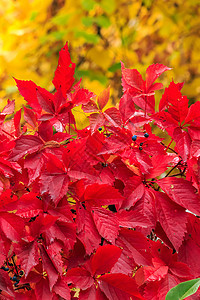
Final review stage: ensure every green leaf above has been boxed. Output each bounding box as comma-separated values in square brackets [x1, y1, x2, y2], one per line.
[50, 31, 67, 41]
[75, 69, 108, 85]
[81, 0, 96, 11]
[108, 62, 121, 72]
[51, 14, 71, 25]
[95, 16, 111, 28]
[30, 11, 38, 21]
[100, 0, 116, 14]
[165, 278, 200, 300]
[82, 16, 110, 28]
[82, 17, 94, 27]
[75, 31, 99, 44]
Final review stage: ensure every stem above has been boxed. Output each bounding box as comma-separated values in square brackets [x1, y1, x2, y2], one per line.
[1, 128, 15, 139]
[160, 142, 178, 154]
[165, 139, 173, 151]
[165, 160, 182, 178]
[68, 112, 70, 134]
[12, 256, 18, 275]
[145, 95, 147, 117]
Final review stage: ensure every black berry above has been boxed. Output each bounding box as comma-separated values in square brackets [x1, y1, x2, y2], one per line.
[132, 135, 137, 141]
[140, 142, 143, 146]
[144, 133, 149, 138]
[98, 127, 102, 131]
[139, 146, 143, 150]
[12, 276, 18, 282]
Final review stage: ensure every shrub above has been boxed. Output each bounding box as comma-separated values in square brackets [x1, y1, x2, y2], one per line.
[0, 43, 200, 299]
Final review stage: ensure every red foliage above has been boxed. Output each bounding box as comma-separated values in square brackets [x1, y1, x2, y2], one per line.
[0, 42, 200, 299]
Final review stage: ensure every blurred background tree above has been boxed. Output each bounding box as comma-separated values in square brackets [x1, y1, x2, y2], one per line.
[0, 0, 200, 112]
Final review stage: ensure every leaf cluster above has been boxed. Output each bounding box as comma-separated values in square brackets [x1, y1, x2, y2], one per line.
[1, 0, 200, 112]
[0, 43, 200, 299]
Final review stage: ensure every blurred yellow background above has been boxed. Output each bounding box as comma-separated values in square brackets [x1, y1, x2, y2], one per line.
[0, 0, 200, 112]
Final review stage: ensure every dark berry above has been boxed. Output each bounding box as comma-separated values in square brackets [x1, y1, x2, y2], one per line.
[102, 162, 108, 167]
[12, 276, 18, 282]
[139, 146, 143, 150]
[144, 133, 149, 138]
[132, 135, 137, 141]
[1, 266, 9, 271]
[14, 282, 19, 287]
[140, 142, 144, 146]
[98, 127, 102, 131]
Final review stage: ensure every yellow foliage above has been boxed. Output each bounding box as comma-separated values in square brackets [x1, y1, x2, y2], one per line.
[0, 0, 200, 114]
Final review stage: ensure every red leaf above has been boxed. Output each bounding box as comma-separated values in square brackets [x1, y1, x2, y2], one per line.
[103, 107, 122, 127]
[0, 269, 14, 298]
[44, 219, 76, 250]
[36, 89, 54, 114]
[76, 203, 101, 254]
[1, 99, 15, 115]
[110, 251, 135, 275]
[40, 173, 69, 205]
[15, 192, 43, 218]
[66, 267, 94, 290]
[45, 241, 63, 274]
[89, 113, 105, 134]
[91, 245, 122, 276]
[14, 108, 22, 137]
[178, 215, 200, 277]
[79, 285, 108, 300]
[169, 261, 191, 279]
[146, 64, 171, 92]
[15, 240, 40, 277]
[98, 86, 110, 110]
[38, 120, 53, 142]
[99, 135, 129, 155]
[39, 154, 69, 204]
[99, 273, 144, 300]
[83, 183, 124, 207]
[9, 135, 43, 161]
[147, 154, 177, 179]
[121, 62, 144, 92]
[0, 212, 24, 242]
[0, 158, 18, 177]
[117, 228, 152, 266]
[72, 88, 95, 106]
[91, 207, 119, 244]
[143, 273, 179, 300]
[136, 264, 168, 284]
[53, 277, 71, 300]
[52, 42, 75, 96]
[155, 191, 187, 251]
[173, 127, 191, 162]
[117, 209, 151, 228]
[24, 106, 38, 129]
[119, 93, 136, 123]
[39, 244, 59, 290]
[158, 177, 200, 215]
[0, 189, 17, 209]
[24, 152, 45, 184]
[15, 78, 53, 113]
[184, 101, 200, 125]
[35, 277, 53, 300]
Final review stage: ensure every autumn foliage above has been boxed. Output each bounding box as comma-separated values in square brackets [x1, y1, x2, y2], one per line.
[1, 43, 200, 299]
